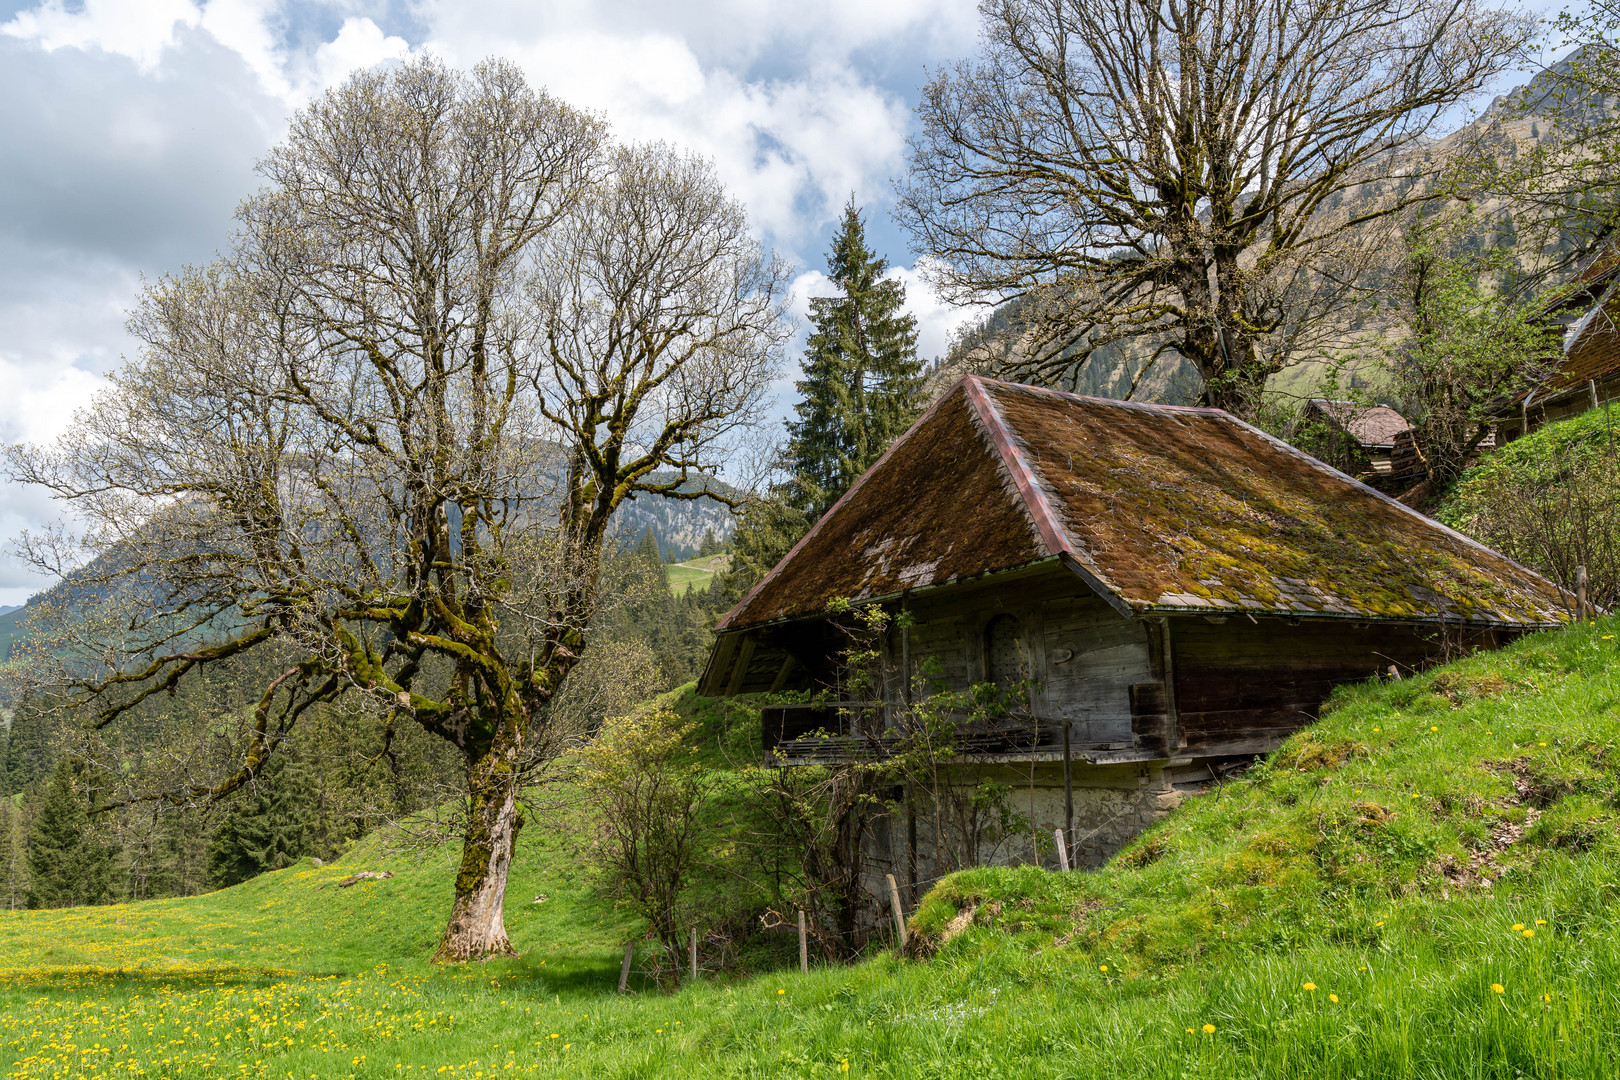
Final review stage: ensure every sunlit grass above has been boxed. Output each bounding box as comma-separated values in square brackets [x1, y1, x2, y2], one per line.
[4, 618, 1620, 1077]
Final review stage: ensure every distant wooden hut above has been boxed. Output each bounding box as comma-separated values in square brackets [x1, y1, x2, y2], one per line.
[1493, 245, 1620, 442]
[1301, 399, 1411, 478]
[700, 376, 1570, 879]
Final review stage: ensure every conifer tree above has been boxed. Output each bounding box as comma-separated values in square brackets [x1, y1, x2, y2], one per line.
[206, 754, 315, 889]
[785, 200, 924, 516]
[25, 759, 112, 908]
[3, 704, 52, 795]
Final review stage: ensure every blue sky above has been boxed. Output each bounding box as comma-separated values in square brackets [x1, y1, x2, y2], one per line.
[0, 0, 1570, 605]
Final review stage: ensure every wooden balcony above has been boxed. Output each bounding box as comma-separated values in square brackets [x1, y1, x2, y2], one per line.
[760, 701, 1148, 767]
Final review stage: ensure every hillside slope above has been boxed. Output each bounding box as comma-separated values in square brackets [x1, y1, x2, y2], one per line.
[3, 620, 1620, 1078]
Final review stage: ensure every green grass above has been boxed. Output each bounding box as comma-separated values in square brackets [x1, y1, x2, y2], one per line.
[6, 620, 1620, 1078]
[665, 554, 730, 596]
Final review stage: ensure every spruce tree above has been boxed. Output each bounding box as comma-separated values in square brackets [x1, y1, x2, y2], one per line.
[3, 704, 52, 795]
[785, 199, 925, 516]
[25, 759, 113, 908]
[205, 754, 315, 888]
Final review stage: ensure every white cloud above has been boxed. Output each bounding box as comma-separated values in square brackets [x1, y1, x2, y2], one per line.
[302, 17, 414, 99]
[2, 0, 202, 71]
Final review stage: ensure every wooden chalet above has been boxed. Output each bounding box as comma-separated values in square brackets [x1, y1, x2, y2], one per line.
[700, 376, 1570, 872]
[1499, 248, 1620, 442]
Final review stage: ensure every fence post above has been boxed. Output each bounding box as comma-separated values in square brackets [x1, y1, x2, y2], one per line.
[886, 873, 908, 951]
[1577, 565, 1589, 621]
[690, 927, 698, 983]
[618, 941, 634, 994]
[1054, 828, 1071, 872]
[798, 910, 809, 975]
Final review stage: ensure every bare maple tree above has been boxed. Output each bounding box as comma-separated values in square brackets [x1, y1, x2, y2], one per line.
[898, 0, 1533, 414]
[3, 57, 788, 961]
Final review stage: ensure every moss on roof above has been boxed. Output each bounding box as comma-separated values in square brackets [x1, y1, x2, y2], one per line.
[719, 378, 1571, 632]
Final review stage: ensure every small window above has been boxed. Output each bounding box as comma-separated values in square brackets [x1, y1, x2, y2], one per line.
[985, 614, 1026, 689]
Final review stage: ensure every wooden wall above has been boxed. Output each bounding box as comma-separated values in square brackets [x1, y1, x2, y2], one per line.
[1169, 617, 1508, 757]
[704, 561, 1516, 764]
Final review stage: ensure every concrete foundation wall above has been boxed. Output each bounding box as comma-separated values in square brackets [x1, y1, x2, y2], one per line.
[867, 762, 1183, 903]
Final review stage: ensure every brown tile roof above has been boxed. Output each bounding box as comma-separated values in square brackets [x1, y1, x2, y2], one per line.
[718, 377, 1571, 631]
[1305, 400, 1411, 448]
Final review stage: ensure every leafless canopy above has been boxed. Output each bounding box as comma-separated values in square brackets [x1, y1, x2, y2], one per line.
[898, 0, 1533, 412]
[4, 56, 789, 959]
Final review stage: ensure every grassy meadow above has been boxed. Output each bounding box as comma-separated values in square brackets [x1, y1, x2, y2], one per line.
[664, 555, 730, 597]
[5, 617, 1620, 1078]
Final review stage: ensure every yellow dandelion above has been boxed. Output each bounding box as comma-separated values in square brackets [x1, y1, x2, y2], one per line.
[1202, 1023, 1216, 1034]
[840, 1061, 849, 1073]
[1543, 994, 1552, 1003]
[1376, 921, 1385, 927]
[1539, 742, 1548, 747]
[1430, 726, 1439, 732]
[1099, 965, 1108, 972]
[1512, 924, 1525, 931]
[1492, 984, 1505, 994]
[1523, 929, 1535, 938]
[777, 989, 785, 995]
[1302, 982, 1316, 991]
[1373, 726, 1381, 732]
[1185, 1028, 1195, 1034]
[1536, 919, 1547, 925]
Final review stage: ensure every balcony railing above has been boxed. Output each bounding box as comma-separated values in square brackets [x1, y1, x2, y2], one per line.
[760, 701, 1140, 766]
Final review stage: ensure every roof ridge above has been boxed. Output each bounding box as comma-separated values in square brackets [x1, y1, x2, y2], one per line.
[961, 375, 1071, 559]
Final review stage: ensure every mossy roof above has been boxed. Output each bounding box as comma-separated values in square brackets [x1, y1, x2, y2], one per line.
[718, 376, 1571, 631]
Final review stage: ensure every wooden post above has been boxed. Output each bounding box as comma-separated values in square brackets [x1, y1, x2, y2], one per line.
[690, 927, 698, 983]
[1577, 565, 1589, 621]
[886, 873, 908, 951]
[1062, 718, 1074, 851]
[798, 910, 809, 975]
[618, 941, 634, 994]
[1053, 828, 1070, 872]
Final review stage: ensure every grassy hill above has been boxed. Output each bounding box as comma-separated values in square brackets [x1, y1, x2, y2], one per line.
[4, 619, 1620, 1078]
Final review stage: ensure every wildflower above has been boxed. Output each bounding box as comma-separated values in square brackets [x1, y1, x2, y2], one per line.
[1375, 921, 1384, 927]
[1185, 1028, 1195, 1034]
[1430, 726, 1439, 732]
[1536, 919, 1547, 925]
[1523, 929, 1535, 938]
[1543, 994, 1552, 1003]
[1202, 1024, 1216, 1034]
[1302, 982, 1316, 991]
[1539, 742, 1548, 747]
[1492, 984, 1505, 994]
[1328, 994, 1339, 1003]
[1099, 965, 1108, 972]
[777, 989, 785, 995]
[841, 1060, 849, 1073]
[1373, 727, 1381, 732]
[1512, 924, 1525, 931]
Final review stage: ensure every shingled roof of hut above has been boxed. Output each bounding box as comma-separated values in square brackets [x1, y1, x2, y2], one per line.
[720, 376, 1570, 631]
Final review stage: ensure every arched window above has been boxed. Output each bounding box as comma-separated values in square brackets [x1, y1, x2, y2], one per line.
[985, 614, 1026, 689]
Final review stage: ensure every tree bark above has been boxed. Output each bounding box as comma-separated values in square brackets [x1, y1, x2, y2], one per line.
[434, 735, 525, 962]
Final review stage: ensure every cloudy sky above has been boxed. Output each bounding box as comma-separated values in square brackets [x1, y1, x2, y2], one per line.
[0, 0, 1567, 607]
[0, 0, 994, 606]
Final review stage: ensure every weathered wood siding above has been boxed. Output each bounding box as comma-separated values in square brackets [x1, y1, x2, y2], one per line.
[1169, 617, 1507, 757]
